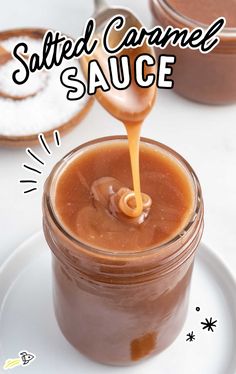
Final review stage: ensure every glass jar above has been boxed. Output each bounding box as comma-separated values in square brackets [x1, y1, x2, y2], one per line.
[43, 136, 204, 365]
[150, 0, 236, 105]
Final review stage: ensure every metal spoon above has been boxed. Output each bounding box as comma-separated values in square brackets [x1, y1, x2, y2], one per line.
[81, 0, 157, 123]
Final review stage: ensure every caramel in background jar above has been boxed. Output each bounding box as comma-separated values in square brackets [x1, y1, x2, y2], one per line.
[150, 0, 236, 104]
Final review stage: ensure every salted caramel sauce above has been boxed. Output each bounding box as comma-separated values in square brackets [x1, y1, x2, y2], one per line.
[54, 141, 195, 252]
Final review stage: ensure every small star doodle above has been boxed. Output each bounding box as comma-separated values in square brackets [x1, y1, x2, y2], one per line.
[186, 331, 195, 342]
[201, 317, 217, 332]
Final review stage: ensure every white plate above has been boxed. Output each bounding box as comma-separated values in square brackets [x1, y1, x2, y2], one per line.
[0, 232, 236, 374]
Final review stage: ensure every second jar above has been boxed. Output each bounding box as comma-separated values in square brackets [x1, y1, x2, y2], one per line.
[150, 0, 236, 105]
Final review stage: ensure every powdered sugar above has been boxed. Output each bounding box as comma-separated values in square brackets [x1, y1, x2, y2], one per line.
[0, 37, 88, 136]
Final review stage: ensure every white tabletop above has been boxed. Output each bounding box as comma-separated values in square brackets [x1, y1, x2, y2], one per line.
[0, 0, 236, 278]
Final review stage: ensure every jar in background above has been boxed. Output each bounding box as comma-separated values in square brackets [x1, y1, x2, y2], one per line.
[150, 0, 236, 105]
[43, 137, 204, 365]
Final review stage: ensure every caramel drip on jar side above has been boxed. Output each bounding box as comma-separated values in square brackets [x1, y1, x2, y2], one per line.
[124, 121, 143, 218]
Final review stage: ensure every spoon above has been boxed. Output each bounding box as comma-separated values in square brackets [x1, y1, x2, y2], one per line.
[81, 0, 157, 123]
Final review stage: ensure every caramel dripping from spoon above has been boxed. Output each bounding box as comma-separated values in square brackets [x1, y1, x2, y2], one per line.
[81, 7, 157, 219]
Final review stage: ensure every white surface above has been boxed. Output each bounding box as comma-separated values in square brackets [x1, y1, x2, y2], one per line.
[0, 232, 236, 374]
[0, 0, 236, 273]
[0, 1, 235, 369]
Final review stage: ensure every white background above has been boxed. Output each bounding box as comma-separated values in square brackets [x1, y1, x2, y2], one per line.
[0, 0, 235, 279]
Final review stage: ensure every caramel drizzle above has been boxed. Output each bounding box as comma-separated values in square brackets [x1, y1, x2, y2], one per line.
[118, 187, 152, 218]
[124, 122, 144, 218]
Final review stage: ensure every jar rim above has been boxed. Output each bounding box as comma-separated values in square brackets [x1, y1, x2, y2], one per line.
[44, 136, 203, 260]
[151, 0, 236, 38]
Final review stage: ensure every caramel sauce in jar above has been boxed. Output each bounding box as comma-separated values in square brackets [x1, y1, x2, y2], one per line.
[43, 136, 203, 365]
[150, 0, 236, 104]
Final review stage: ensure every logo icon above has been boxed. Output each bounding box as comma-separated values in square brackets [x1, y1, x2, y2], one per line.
[3, 351, 36, 370]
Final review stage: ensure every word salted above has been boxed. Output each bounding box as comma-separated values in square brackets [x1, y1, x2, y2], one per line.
[61, 54, 175, 100]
